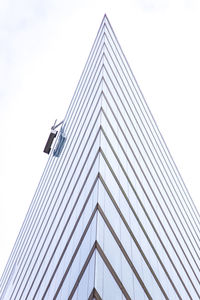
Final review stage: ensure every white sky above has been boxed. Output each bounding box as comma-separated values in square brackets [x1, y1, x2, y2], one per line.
[0, 0, 200, 278]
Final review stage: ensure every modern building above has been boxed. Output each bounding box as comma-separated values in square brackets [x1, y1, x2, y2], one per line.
[0, 15, 199, 300]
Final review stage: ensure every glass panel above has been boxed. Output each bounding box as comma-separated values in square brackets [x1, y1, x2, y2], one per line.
[95, 252, 125, 300]
[71, 251, 95, 300]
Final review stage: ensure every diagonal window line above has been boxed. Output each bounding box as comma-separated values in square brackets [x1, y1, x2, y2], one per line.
[104, 20, 199, 223]
[101, 86, 200, 283]
[95, 242, 133, 300]
[19, 150, 100, 300]
[99, 146, 195, 300]
[14, 126, 101, 298]
[101, 90, 200, 279]
[62, 18, 106, 130]
[9, 62, 104, 294]
[102, 34, 200, 243]
[101, 74, 200, 272]
[68, 240, 132, 300]
[52, 215, 98, 300]
[102, 57, 200, 250]
[11, 84, 103, 294]
[2, 17, 199, 300]
[29, 53, 104, 227]
[93, 288, 102, 300]
[100, 128, 199, 297]
[62, 38, 105, 138]
[67, 245, 97, 300]
[98, 197, 169, 300]
[98, 173, 183, 299]
[88, 289, 94, 300]
[0, 29, 102, 297]
[35, 177, 99, 299]
[11, 107, 101, 297]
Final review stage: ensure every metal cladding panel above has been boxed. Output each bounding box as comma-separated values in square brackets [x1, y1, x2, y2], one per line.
[0, 15, 199, 300]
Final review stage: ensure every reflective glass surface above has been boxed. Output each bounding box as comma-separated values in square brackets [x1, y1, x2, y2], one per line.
[1, 15, 199, 300]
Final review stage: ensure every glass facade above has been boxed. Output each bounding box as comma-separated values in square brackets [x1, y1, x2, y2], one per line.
[0, 15, 199, 300]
